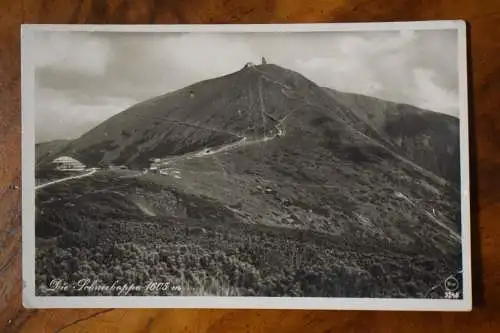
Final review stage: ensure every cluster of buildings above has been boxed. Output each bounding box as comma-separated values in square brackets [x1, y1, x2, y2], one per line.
[50, 156, 130, 172]
[49, 155, 174, 176]
[144, 158, 182, 178]
[147, 158, 162, 173]
[243, 57, 268, 69]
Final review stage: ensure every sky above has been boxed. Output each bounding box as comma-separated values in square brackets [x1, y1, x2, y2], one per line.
[33, 29, 459, 143]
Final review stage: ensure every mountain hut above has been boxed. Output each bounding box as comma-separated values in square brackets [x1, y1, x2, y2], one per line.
[51, 156, 86, 171]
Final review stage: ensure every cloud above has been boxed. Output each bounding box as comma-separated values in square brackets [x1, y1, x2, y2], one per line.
[162, 34, 261, 79]
[295, 56, 383, 96]
[34, 32, 111, 76]
[32, 29, 459, 142]
[413, 68, 459, 115]
[292, 30, 458, 114]
[35, 88, 135, 142]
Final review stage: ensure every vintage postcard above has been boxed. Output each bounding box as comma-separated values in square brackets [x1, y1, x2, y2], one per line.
[21, 21, 471, 310]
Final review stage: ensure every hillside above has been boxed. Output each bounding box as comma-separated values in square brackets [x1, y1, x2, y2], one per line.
[35, 168, 460, 298]
[323, 88, 461, 184]
[35, 139, 71, 166]
[44, 64, 318, 169]
[36, 65, 460, 187]
[34, 63, 463, 298]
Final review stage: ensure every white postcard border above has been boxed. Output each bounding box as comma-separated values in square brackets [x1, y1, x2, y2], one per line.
[21, 20, 471, 311]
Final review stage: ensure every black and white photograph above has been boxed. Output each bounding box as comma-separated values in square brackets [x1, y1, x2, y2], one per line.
[21, 22, 471, 310]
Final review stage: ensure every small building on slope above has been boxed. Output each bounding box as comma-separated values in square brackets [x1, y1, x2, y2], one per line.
[51, 156, 86, 171]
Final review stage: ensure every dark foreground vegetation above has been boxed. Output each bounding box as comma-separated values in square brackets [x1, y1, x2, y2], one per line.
[35, 172, 461, 298]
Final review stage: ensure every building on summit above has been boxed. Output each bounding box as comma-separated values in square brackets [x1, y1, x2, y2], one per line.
[243, 62, 256, 69]
[244, 57, 267, 69]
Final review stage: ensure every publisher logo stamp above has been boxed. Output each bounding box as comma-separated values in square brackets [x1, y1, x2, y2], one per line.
[444, 276, 460, 299]
[444, 276, 459, 292]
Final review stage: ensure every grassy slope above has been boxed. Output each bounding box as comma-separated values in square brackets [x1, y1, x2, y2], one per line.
[34, 94, 462, 298]
[35, 172, 459, 298]
[323, 88, 461, 184]
[51, 65, 302, 169]
[33, 64, 462, 298]
[35, 139, 72, 166]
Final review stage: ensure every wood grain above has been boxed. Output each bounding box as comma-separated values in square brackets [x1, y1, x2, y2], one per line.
[1, 0, 499, 332]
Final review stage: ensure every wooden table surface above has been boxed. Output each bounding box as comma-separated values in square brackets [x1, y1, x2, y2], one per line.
[1, 0, 499, 332]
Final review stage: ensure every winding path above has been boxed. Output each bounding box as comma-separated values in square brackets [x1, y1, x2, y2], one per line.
[35, 169, 97, 191]
[134, 201, 156, 217]
[394, 191, 461, 242]
[155, 71, 288, 165]
[423, 210, 461, 242]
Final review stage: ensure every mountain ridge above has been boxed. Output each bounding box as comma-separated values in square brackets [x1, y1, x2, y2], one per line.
[37, 64, 459, 186]
[322, 87, 460, 183]
[34, 63, 463, 298]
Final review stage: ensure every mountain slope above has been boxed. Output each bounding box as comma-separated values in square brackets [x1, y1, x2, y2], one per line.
[37, 63, 462, 244]
[34, 63, 463, 298]
[35, 171, 460, 298]
[36, 139, 71, 166]
[323, 88, 461, 184]
[38, 65, 460, 187]
[47, 64, 320, 168]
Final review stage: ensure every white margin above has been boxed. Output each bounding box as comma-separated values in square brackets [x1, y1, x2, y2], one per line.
[21, 20, 471, 311]
[457, 20, 472, 311]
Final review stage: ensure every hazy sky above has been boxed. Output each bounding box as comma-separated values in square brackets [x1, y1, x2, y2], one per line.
[33, 29, 459, 143]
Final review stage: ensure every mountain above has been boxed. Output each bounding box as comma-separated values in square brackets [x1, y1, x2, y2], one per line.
[36, 65, 460, 186]
[35, 139, 71, 166]
[39, 64, 313, 168]
[35, 63, 462, 298]
[323, 88, 460, 184]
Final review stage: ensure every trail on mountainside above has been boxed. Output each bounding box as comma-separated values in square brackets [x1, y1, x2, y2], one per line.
[36, 169, 97, 190]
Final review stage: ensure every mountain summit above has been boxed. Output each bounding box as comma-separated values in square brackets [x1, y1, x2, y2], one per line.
[35, 63, 462, 298]
[37, 63, 459, 184]
[40, 64, 310, 167]
[37, 62, 461, 243]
